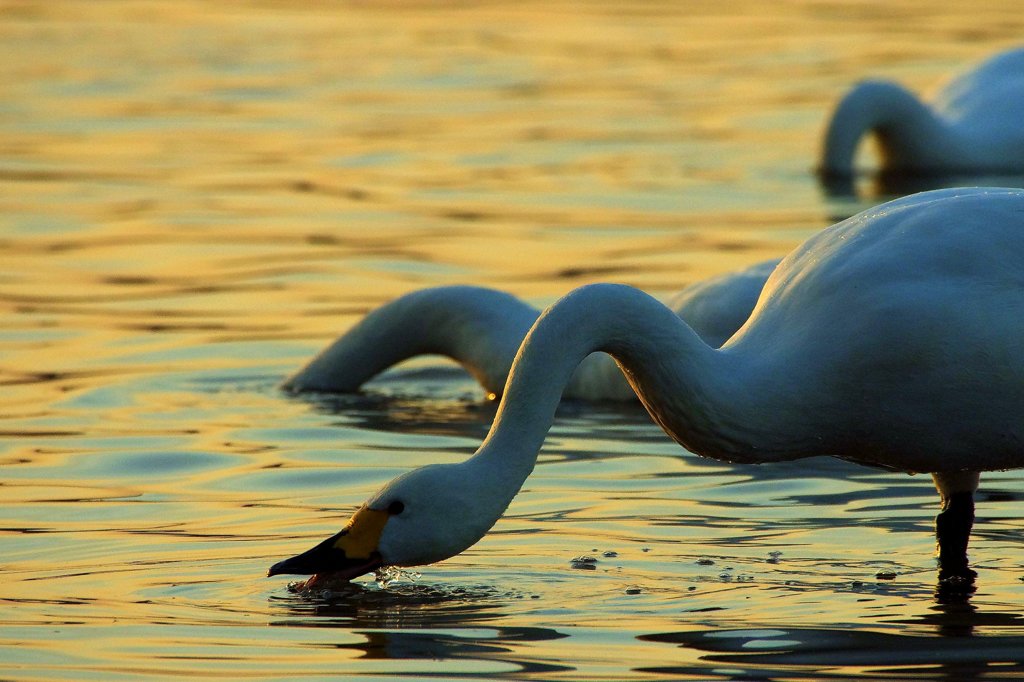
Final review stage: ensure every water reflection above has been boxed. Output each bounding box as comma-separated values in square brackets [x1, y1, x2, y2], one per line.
[334, 628, 573, 676]
[639, 618, 1024, 680]
[819, 169, 1024, 201]
[270, 582, 572, 676]
[892, 598, 1024, 636]
[270, 580, 510, 627]
[292, 374, 498, 442]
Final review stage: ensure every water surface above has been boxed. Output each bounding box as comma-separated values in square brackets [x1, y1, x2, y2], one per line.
[3, 1, 1024, 679]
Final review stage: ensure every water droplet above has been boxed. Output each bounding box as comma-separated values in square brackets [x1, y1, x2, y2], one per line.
[570, 555, 598, 570]
[374, 566, 421, 588]
[696, 557, 715, 565]
[603, 550, 618, 558]
[625, 586, 642, 595]
[875, 570, 897, 580]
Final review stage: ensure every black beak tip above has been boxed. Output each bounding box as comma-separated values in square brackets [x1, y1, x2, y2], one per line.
[266, 542, 384, 581]
[267, 554, 309, 578]
[268, 533, 343, 579]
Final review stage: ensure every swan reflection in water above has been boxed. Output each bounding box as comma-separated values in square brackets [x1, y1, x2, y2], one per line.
[640, 627, 1024, 680]
[266, 574, 1024, 680]
[270, 581, 572, 676]
[640, 600, 1024, 681]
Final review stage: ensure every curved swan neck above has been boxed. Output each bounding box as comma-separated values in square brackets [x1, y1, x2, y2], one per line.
[820, 80, 953, 176]
[282, 286, 539, 393]
[469, 284, 739, 503]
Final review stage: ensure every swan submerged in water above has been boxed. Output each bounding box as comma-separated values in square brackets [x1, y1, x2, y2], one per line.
[282, 260, 778, 402]
[270, 188, 1024, 586]
[819, 48, 1024, 178]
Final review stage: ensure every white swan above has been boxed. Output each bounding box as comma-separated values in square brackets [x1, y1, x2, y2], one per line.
[282, 260, 778, 402]
[270, 188, 1024, 586]
[819, 48, 1024, 178]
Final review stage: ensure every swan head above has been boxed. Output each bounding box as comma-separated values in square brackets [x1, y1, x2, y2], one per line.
[268, 462, 503, 582]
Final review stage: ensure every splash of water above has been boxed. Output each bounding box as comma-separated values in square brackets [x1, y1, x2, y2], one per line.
[374, 565, 421, 589]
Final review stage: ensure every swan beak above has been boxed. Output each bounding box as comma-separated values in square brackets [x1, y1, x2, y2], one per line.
[268, 506, 388, 581]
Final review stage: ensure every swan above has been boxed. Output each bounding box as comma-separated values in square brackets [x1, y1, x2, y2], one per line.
[819, 48, 1024, 178]
[269, 188, 1024, 587]
[282, 260, 778, 401]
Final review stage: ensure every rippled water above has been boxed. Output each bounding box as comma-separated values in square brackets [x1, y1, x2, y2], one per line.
[4, 1, 1024, 679]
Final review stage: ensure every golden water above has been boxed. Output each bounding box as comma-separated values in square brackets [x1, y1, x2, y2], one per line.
[3, 1, 1024, 679]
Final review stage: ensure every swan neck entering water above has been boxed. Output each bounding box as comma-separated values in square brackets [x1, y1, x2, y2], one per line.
[282, 286, 538, 394]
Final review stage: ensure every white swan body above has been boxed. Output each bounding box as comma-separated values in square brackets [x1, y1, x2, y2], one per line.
[820, 48, 1024, 177]
[282, 260, 778, 401]
[270, 188, 1024, 584]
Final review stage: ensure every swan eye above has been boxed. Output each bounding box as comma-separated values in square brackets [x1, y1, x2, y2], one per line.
[387, 500, 405, 515]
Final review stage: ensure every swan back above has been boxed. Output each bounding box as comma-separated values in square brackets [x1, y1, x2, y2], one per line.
[728, 188, 1024, 471]
[932, 48, 1024, 123]
[931, 48, 1024, 164]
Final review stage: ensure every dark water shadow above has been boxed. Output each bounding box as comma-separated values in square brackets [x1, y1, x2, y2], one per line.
[819, 169, 1024, 204]
[329, 628, 572, 675]
[268, 581, 572, 676]
[638, 600, 1024, 680]
[270, 579, 504, 622]
[286, 369, 500, 441]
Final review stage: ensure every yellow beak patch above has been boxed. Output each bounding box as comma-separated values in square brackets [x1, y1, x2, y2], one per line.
[332, 506, 389, 559]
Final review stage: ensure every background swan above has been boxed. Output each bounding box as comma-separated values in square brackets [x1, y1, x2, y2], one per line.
[283, 260, 778, 401]
[270, 188, 1024, 587]
[819, 48, 1024, 178]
